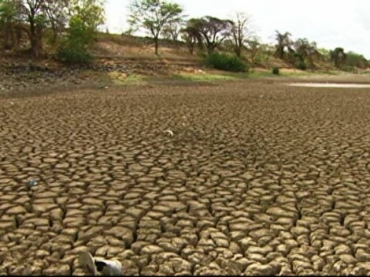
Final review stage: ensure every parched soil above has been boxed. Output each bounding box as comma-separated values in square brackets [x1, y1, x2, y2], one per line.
[1, 80, 370, 275]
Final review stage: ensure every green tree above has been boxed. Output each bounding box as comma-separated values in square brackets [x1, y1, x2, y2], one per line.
[18, 0, 50, 57]
[180, 23, 202, 55]
[317, 47, 330, 61]
[57, 0, 104, 64]
[68, 0, 105, 31]
[245, 37, 260, 64]
[128, 0, 183, 55]
[274, 30, 292, 59]
[161, 20, 183, 41]
[0, 0, 22, 49]
[186, 16, 233, 54]
[330, 47, 346, 68]
[345, 51, 369, 69]
[293, 38, 318, 67]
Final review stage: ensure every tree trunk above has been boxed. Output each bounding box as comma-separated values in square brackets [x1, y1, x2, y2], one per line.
[29, 17, 39, 57]
[154, 37, 159, 55]
[28, 11, 44, 58]
[234, 46, 241, 57]
[51, 22, 59, 44]
[3, 21, 14, 49]
[187, 42, 194, 55]
[207, 43, 215, 55]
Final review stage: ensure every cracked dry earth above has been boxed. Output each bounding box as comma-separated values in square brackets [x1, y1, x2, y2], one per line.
[1, 80, 370, 276]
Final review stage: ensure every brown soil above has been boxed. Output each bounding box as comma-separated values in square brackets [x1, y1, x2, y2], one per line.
[0, 80, 370, 275]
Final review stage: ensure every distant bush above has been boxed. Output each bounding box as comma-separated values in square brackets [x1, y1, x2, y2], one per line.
[272, 67, 280, 75]
[342, 65, 356, 73]
[204, 53, 249, 72]
[296, 61, 307, 70]
[345, 51, 369, 69]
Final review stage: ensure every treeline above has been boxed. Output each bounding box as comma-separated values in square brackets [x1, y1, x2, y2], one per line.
[126, 0, 369, 72]
[0, 0, 368, 72]
[0, 0, 104, 63]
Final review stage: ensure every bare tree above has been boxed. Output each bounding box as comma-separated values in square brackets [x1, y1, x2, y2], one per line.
[229, 12, 253, 57]
[43, 0, 69, 44]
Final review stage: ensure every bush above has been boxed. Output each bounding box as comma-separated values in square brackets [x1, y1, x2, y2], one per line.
[57, 41, 93, 65]
[204, 52, 249, 72]
[296, 61, 307, 70]
[56, 16, 96, 65]
[272, 67, 280, 75]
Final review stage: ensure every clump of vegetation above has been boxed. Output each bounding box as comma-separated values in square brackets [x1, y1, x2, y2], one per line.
[57, 43, 93, 65]
[57, 16, 95, 64]
[344, 51, 369, 69]
[330, 47, 347, 68]
[272, 67, 280, 75]
[204, 52, 249, 72]
[57, 0, 104, 64]
[296, 61, 307, 70]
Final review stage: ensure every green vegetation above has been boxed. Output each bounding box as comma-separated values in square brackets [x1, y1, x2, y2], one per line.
[171, 72, 246, 82]
[330, 47, 346, 68]
[344, 51, 369, 69]
[0, 0, 369, 74]
[272, 67, 280, 75]
[57, 0, 104, 64]
[204, 52, 249, 72]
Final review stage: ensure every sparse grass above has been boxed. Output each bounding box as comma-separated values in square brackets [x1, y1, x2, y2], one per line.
[171, 72, 248, 82]
[107, 71, 147, 85]
[78, 70, 148, 86]
[76, 67, 370, 88]
[248, 71, 278, 78]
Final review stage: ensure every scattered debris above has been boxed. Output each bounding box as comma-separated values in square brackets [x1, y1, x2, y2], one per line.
[164, 129, 174, 137]
[79, 251, 122, 276]
[28, 179, 37, 186]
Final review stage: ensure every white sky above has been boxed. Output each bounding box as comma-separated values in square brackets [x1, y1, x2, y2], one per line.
[103, 0, 370, 59]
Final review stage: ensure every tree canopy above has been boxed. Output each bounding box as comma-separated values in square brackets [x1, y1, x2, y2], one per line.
[128, 0, 184, 54]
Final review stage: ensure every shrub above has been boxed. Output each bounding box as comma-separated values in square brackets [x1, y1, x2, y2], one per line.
[296, 61, 307, 70]
[56, 16, 96, 65]
[272, 67, 280, 75]
[57, 42, 93, 65]
[204, 52, 249, 72]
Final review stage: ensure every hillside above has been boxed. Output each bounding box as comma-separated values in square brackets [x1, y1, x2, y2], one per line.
[89, 33, 336, 74]
[2, 32, 370, 94]
[0, 31, 352, 76]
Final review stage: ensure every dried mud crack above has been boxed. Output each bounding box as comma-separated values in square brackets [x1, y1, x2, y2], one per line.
[1, 81, 370, 275]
